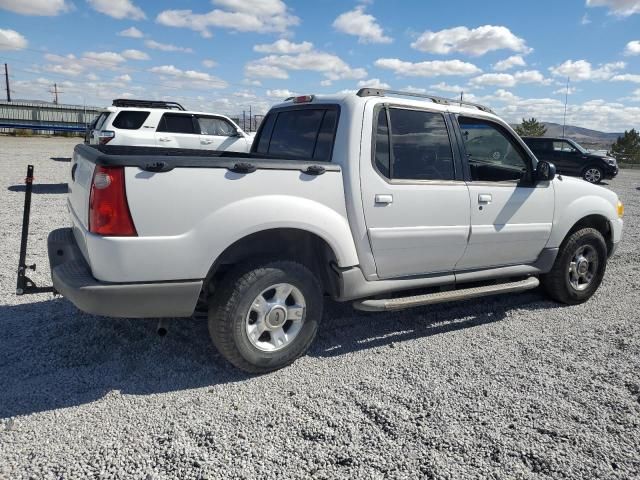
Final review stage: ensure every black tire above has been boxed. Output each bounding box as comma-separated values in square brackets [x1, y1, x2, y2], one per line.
[208, 259, 323, 373]
[582, 165, 604, 184]
[540, 228, 607, 305]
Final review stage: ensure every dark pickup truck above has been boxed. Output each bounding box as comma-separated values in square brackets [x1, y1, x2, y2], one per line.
[522, 137, 618, 184]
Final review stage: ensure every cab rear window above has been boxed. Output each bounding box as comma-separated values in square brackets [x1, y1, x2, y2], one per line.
[252, 106, 339, 162]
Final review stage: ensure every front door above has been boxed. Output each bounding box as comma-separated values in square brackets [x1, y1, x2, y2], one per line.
[361, 105, 471, 279]
[456, 116, 554, 270]
[196, 115, 249, 152]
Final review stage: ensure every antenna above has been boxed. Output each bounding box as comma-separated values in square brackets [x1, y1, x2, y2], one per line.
[562, 77, 570, 139]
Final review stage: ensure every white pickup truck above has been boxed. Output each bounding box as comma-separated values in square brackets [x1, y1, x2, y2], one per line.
[44, 89, 624, 373]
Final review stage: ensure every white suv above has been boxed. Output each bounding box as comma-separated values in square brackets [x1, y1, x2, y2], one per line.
[88, 99, 254, 153]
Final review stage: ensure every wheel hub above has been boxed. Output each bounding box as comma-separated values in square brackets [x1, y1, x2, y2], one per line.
[568, 245, 598, 291]
[266, 306, 287, 329]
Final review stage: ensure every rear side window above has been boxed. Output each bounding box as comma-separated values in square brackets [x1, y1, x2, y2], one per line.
[373, 107, 455, 181]
[197, 116, 236, 136]
[112, 111, 150, 130]
[253, 107, 339, 162]
[157, 114, 196, 134]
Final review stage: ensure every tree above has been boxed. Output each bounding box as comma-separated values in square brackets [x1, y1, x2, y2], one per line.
[515, 118, 547, 137]
[610, 129, 640, 162]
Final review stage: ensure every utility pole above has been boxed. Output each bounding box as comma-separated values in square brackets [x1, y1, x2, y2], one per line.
[4, 63, 10, 102]
[562, 77, 570, 139]
[50, 83, 60, 104]
[242, 110, 246, 131]
[249, 105, 252, 132]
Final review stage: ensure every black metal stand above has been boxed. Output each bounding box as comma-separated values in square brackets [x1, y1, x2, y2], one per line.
[16, 165, 56, 295]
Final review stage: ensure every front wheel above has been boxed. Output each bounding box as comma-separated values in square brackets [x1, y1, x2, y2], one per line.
[208, 260, 323, 373]
[540, 228, 607, 305]
[583, 165, 603, 184]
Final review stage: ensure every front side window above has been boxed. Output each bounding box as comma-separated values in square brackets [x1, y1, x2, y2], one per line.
[157, 114, 196, 134]
[553, 140, 577, 153]
[373, 107, 455, 181]
[458, 117, 530, 182]
[112, 111, 150, 130]
[198, 116, 236, 136]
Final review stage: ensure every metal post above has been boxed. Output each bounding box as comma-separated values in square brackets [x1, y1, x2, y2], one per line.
[562, 77, 570, 139]
[4, 63, 10, 102]
[16, 165, 55, 295]
[249, 105, 252, 132]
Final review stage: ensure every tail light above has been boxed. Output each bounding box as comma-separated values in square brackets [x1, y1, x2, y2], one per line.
[98, 130, 115, 145]
[89, 165, 137, 236]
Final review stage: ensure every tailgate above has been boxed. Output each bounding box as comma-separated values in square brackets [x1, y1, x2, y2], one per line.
[68, 147, 95, 230]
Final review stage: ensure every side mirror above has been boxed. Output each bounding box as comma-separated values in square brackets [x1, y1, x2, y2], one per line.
[234, 129, 244, 137]
[536, 160, 556, 182]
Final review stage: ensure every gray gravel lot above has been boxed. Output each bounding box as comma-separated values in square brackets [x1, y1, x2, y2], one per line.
[0, 136, 639, 479]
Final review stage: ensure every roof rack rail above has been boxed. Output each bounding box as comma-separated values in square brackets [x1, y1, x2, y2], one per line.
[356, 88, 494, 114]
[112, 99, 186, 111]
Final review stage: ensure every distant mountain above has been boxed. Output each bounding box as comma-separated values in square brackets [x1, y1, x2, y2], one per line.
[511, 122, 622, 150]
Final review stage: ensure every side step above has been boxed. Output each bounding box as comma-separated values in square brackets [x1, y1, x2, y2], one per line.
[353, 277, 540, 312]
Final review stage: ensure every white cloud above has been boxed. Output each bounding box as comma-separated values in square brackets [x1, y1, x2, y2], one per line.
[86, 73, 99, 81]
[266, 89, 297, 99]
[357, 78, 391, 89]
[114, 74, 131, 82]
[430, 82, 467, 93]
[145, 40, 193, 53]
[0, 28, 27, 50]
[493, 55, 526, 71]
[332, 6, 392, 44]
[0, 0, 70, 15]
[43, 53, 85, 76]
[470, 73, 517, 87]
[470, 70, 549, 87]
[586, 0, 640, 16]
[118, 27, 143, 38]
[404, 85, 427, 94]
[246, 43, 367, 81]
[149, 65, 228, 88]
[549, 59, 626, 80]
[83, 51, 126, 66]
[411, 25, 530, 56]
[611, 73, 640, 82]
[156, 0, 299, 38]
[121, 49, 149, 60]
[87, 0, 145, 20]
[553, 86, 579, 95]
[581, 13, 592, 24]
[202, 59, 218, 68]
[624, 40, 640, 55]
[254, 39, 313, 54]
[374, 58, 481, 77]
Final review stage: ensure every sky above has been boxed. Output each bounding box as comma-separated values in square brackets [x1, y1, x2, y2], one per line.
[0, 0, 639, 132]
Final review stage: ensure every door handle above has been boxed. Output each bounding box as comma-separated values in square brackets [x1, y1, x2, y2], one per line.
[375, 194, 393, 205]
[478, 194, 492, 204]
[201, 140, 213, 145]
[158, 137, 171, 142]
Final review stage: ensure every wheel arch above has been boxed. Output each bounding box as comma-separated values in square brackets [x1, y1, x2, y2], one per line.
[204, 228, 344, 298]
[561, 214, 613, 254]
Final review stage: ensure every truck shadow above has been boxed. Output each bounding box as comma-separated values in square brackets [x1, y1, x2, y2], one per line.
[7, 183, 68, 194]
[1, 290, 562, 419]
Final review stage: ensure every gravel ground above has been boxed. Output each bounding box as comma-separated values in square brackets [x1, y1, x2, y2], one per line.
[0, 136, 639, 480]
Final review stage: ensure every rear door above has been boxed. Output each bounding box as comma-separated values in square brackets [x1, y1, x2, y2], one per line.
[195, 115, 249, 152]
[155, 113, 200, 149]
[361, 105, 470, 279]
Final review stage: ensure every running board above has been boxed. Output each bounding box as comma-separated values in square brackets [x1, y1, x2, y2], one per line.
[353, 277, 539, 312]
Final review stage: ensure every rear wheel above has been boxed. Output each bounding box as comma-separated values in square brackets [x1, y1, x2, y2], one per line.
[583, 165, 603, 184]
[208, 260, 322, 373]
[541, 228, 607, 305]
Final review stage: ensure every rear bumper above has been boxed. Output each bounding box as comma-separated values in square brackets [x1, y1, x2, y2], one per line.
[48, 228, 202, 318]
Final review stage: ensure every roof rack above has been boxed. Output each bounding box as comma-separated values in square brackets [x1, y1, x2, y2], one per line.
[356, 88, 494, 114]
[112, 99, 186, 111]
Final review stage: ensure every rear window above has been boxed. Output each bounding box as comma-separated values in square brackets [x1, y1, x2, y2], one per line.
[112, 111, 150, 130]
[157, 114, 196, 134]
[253, 107, 339, 162]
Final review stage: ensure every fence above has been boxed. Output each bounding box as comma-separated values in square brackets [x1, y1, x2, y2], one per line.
[0, 100, 102, 135]
[614, 153, 640, 168]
